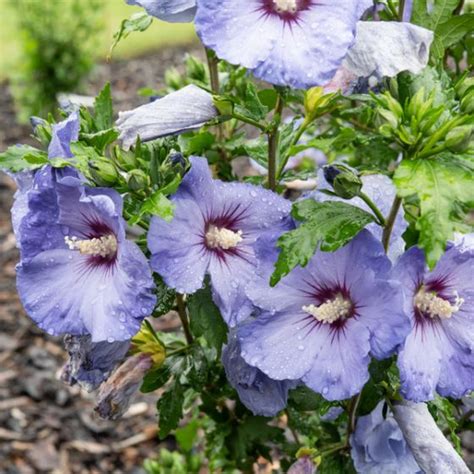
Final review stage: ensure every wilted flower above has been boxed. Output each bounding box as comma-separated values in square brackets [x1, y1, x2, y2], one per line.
[148, 156, 292, 326]
[288, 456, 317, 474]
[239, 230, 410, 400]
[126, 0, 196, 22]
[325, 22, 433, 94]
[16, 170, 156, 342]
[95, 353, 153, 420]
[61, 335, 131, 391]
[222, 329, 297, 416]
[195, 0, 371, 89]
[350, 401, 422, 474]
[393, 235, 474, 402]
[310, 170, 407, 261]
[117, 85, 218, 149]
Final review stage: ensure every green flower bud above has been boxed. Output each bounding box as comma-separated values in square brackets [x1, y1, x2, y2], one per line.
[164, 68, 182, 90]
[213, 97, 233, 116]
[455, 77, 474, 99]
[323, 164, 362, 199]
[460, 89, 474, 114]
[114, 146, 137, 170]
[89, 158, 119, 186]
[128, 169, 150, 191]
[445, 125, 473, 153]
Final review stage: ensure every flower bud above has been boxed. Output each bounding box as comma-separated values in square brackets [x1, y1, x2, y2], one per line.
[455, 76, 474, 99]
[445, 125, 473, 153]
[114, 146, 137, 169]
[213, 97, 233, 116]
[288, 456, 317, 474]
[164, 68, 182, 90]
[128, 169, 150, 191]
[95, 353, 153, 420]
[89, 158, 119, 186]
[460, 89, 474, 114]
[323, 164, 362, 199]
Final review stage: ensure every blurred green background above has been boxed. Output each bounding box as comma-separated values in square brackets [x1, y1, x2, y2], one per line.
[0, 0, 197, 81]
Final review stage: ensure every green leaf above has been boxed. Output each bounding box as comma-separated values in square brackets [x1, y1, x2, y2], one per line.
[412, 0, 459, 29]
[176, 419, 200, 452]
[432, 14, 474, 59]
[141, 364, 171, 393]
[178, 131, 215, 155]
[140, 190, 175, 221]
[187, 282, 228, 356]
[81, 128, 119, 153]
[94, 83, 114, 131]
[271, 200, 375, 286]
[393, 155, 474, 268]
[153, 276, 177, 318]
[0, 145, 48, 173]
[109, 11, 153, 58]
[158, 381, 185, 439]
[234, 83, 269, 122]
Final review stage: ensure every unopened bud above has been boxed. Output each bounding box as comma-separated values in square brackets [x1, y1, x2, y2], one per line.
[128, 169, 149, 191]
[164, 68, 182, 90]
[460, 89, 474, 114]
[95, 353, 153, 420]
[89, 158, 119, 186]
[288, 456, 317, 474]
[185, 54, 206, 82]
[323, 164, 362, 199]
[455, 77, 474, 99]
[445, 125, 473, 152]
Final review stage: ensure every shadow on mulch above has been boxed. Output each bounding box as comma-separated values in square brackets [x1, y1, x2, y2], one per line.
[0, 45, 201, 474]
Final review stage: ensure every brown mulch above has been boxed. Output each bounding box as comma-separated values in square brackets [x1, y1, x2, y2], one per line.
[0, 45, 202, 474]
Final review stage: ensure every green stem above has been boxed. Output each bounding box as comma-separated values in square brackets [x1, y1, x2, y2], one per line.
[176, 294, 193, 345]
[166, 345, 192, 357]
[316, 442, 347, 458]
[267, 93, 284, 191]
[231, 111, 267, 132]
[382, 196, 402, 253]
[276, 117, 310, 179]
[347, 392, 362, 441]
[206, 49, 220, 95]
[358, 191, 386, 226]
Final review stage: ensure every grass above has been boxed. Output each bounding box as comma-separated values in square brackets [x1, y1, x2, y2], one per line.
[0, 0, 198, 80]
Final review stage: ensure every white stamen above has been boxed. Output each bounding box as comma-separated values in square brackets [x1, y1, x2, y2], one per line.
[65, 234, 118, 258]
[205, 225, 243, 250]
[302, 294, 352, 324]
[414, 287, 464, 320]
[273, 0, 297, 13]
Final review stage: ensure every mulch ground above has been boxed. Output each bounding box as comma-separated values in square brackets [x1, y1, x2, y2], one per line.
[0, 45, 201, 474]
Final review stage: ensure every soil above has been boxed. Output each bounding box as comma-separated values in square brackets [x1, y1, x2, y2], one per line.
[0, 45, 202, 474]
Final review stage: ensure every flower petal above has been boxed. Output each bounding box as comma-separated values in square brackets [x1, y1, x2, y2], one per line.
[117, 85, 217, 149]
[48, 111, 80, 159]
[17, 240, 155, 342]
[126, 0, 196, 22]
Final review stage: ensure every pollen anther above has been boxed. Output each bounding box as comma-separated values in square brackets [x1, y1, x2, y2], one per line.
[205, 225, 243, 250]
[273, 0, 297, 13]
[303, 294, 352, 324]
[65, 235, 118, 258]
[414, 287, 464, 320]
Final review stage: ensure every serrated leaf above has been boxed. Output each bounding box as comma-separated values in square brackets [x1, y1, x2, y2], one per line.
[413, 0, 459, 30]
[0, 145, 48, 173]
[432, 14, 474, 59]
[153, 276, 177, 317]
[109, 11, 153, 58]
[81, 128, 119, 153]
[158, 382, 185, 439]
[187, 283, 228, 356]
[140, 190, 175, 221]
[271, 200, 375, 286]
[94, 83, 114, 131]
[140, 364, 171, 393]
[393, 155, 474, 269]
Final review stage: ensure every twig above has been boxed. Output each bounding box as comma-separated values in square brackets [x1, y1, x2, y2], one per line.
[176, 294, 193, 344]
[382, 196, 402, 253]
